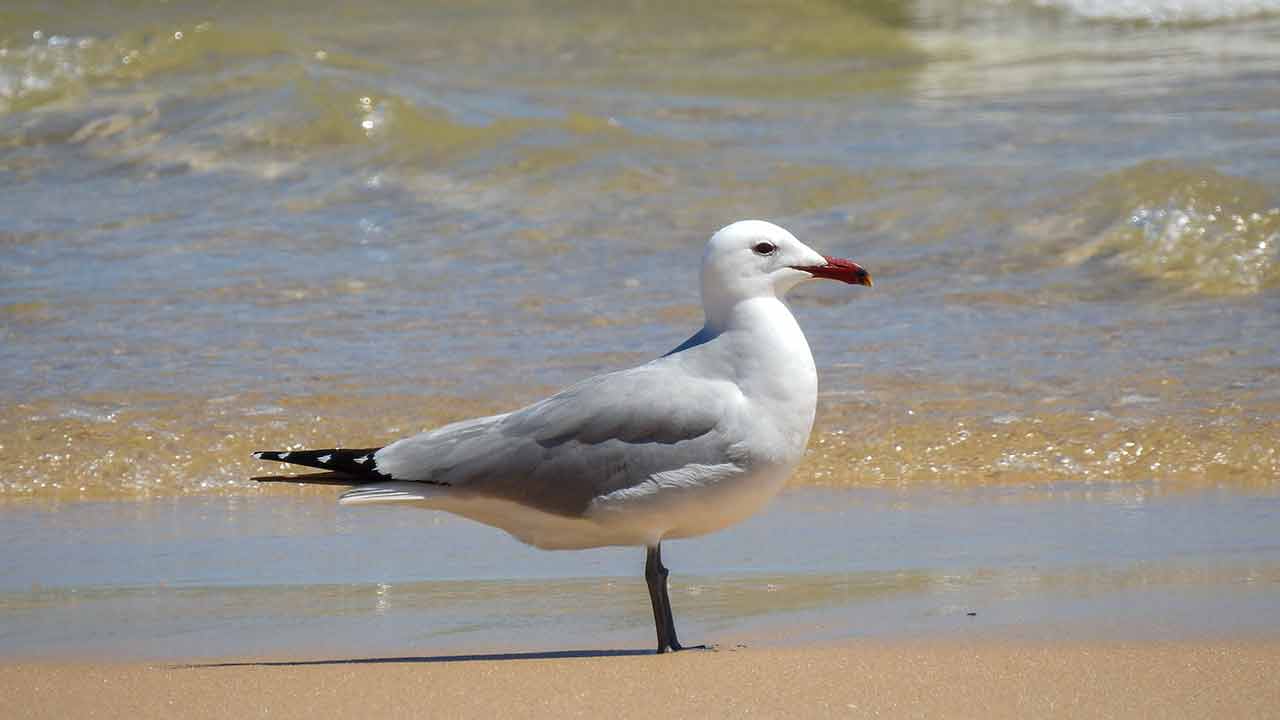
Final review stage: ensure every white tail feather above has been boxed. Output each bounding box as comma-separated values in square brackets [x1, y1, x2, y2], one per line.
[339, 481, 440, 506]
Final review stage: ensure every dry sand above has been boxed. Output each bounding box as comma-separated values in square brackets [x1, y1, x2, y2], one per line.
[3, 640, 1278, 719]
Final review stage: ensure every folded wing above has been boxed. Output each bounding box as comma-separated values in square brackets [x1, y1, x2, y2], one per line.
[369, 363, 746, 516]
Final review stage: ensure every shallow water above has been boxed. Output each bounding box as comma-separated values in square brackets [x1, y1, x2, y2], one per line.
[3, 0, 1279, 497]
[2, 486, 1277, 659]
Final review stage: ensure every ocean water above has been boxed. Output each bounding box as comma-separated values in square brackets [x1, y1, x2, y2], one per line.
[3, 487, 1278, 658]
[2, 0, 1278, 499]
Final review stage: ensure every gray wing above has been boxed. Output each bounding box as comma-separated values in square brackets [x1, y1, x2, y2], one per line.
[371, 362, 745, 516]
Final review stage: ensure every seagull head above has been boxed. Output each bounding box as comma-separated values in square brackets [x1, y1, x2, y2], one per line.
[701, 220, 871, 311]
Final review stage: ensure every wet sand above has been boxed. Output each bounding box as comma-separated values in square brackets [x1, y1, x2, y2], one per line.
[4, 640, 1278, 719]
[5, 488, 1279, 658]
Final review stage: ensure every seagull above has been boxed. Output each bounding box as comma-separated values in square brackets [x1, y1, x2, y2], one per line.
[253, 219, 871, 653]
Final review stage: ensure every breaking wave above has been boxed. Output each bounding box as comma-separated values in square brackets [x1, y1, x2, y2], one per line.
[1027, 0, 1280, 24]
[1034, 161, 1280, 296]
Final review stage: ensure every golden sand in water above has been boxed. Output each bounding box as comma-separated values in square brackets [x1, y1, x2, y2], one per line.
[3, 387, 1276, 500]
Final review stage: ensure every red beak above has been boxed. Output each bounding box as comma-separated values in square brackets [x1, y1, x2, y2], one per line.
[792, 256, 872, 286]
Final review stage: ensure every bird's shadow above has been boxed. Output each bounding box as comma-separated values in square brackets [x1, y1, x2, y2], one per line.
[179, 648, 657, 669]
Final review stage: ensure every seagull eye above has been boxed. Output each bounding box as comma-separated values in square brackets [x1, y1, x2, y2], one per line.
[752, 242, 777, 256]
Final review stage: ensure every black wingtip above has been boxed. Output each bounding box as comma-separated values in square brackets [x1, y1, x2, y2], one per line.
[251, 447, 387, 479]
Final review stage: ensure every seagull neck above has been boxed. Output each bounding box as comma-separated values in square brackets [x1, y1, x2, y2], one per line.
[704, 296, 816, 383]
[704, 295, 798, 337]
[709, 296, 818, 445]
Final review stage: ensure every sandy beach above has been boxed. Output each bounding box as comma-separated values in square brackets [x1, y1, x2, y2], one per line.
[4, 640, 1278, 719]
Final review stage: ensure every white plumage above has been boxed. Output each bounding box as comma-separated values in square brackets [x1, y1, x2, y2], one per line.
[254, 219, 871, 652]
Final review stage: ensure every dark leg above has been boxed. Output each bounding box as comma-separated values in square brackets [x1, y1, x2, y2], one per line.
[645, 543, 685, 653]
[655, 547, 682, 650]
